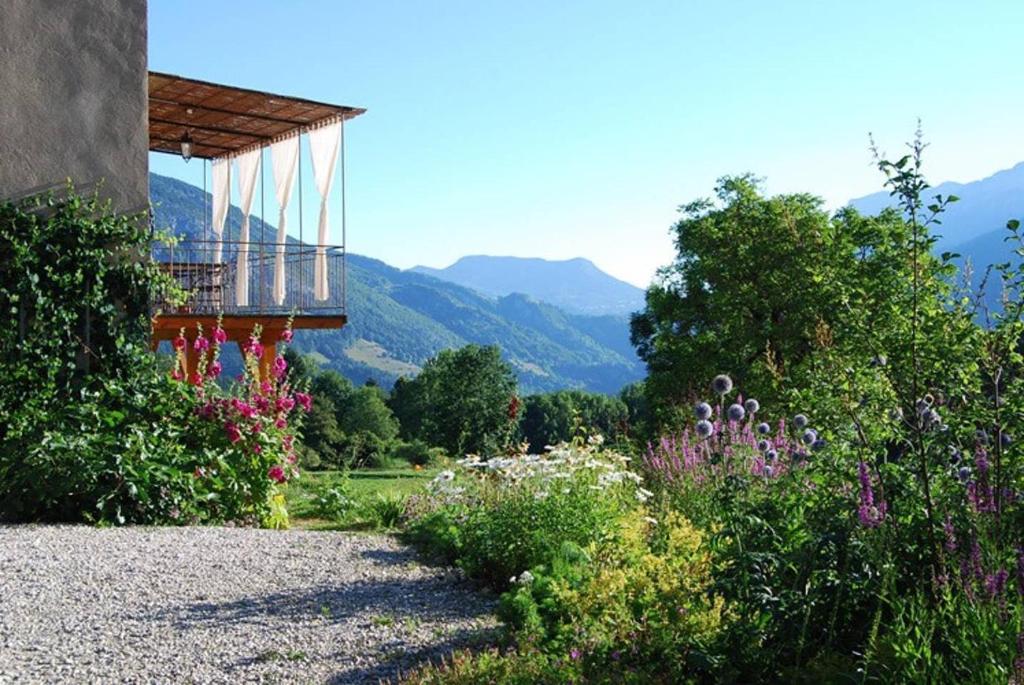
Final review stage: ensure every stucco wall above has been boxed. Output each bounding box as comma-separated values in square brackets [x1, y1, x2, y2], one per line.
[0, 0, 148, 214]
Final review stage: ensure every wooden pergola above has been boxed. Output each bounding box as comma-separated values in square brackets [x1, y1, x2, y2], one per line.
[148, 72, 365, 378]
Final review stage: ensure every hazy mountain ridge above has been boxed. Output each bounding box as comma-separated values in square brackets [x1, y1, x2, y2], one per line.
[149, 173, 644, 393]
[411, 255, 646, 316]
[849, 162, 1024, 313]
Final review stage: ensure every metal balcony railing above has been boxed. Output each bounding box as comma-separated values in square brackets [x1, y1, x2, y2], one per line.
[151, 239, 346, 317]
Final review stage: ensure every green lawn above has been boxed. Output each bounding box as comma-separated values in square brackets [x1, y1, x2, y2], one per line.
[283, 465, 439, 531]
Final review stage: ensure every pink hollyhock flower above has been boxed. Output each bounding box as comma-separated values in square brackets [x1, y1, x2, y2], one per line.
[197, 402, 215, 419]
[206, 360, 222, 378]
[213, 327, 228, 344]
[189, 371, 203, 386]
[243, 337, 264, 359]
[254, 396, 270, 414]
[224, 422, 242, 443]
[280, 329, 293, 343]
[276, 396, 295, 413]
[171, 367, 185, 381]
[295, 392, 312, 412]
[268, 465, 286, 483]
[259, 381, 274, 396]
[283, 435, 294, 450]
[272, 355, 287, 379]
[193, 336, 210, 353]
[275, 418, 287, 429]
[286, 452, 297, 464]
[252, 444, 262, 454]
[193, 466, 206, 479]
[172, 335, 186, 351]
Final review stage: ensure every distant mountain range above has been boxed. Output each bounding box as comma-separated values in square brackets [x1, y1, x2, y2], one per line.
[149, 173, 644, 394]
[411, 256, 645, 317]
[850, 162, 1024, 313]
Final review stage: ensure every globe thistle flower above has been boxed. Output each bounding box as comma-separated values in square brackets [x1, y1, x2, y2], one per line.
[727, 404, 746, 422]
[711, 374, 733, 396]
[766, 449, 778, 461]
[757, 422, 771, 435]
[916, 398, 931, 415]
[757, 439, 771, 452]
[801, 428, 817, 445]
[794, 414, 809, 429]
[889, 408, 903, 422]
[949, 446, 961, 465]
[694, 402, 713, 421]
[1001, 432, 1013, 448]
[958, 466, 971, 483]
[812, 438, 826, 452]
[744, 398, 760, 414]
[764, 465, 774, 477]
[870, 355, 887, 367]
[976, 429, 989, 444]
[695, 419, 714, 439]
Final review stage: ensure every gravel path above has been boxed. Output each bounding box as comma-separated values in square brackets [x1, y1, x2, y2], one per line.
[0, 526, 497, 684]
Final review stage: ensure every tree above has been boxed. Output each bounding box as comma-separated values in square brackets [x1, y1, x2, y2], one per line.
[519, 390, 628, 453]
[630, 174, 946, 429]
[390, 345, 518, 456]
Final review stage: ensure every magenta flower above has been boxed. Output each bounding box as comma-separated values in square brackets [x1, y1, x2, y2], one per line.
[276, 396, 296, 413]
[213, 327, 228, 344]
[243, 337, 264, 359]
[193, 336, 210, 353]
[295, 392, 312, 412]
[280, 329, 293, 343]
[224, 422, 242, 443]
[272, 355, 288, 379]
[259, 381, 274, 396]
[171, 367, 185, 381]
[275, 417, 287, 429]
[189, 371, 203, 386]
[569, 648, 581, 661]
[172, 335, 186, 351]
[857, 461, 886, 528]
[206, 360, 222, 379]
[268, 465, 287, 483]
[252, 444, 262, 454]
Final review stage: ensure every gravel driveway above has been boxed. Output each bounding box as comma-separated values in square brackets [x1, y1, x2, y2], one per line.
[0, 526, 497, 684]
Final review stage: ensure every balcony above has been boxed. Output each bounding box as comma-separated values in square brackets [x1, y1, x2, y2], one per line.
[151, 239, 346, 318]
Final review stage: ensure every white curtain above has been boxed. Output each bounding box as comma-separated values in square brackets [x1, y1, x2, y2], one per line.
[211, 158, 231, 263]
[234, 148, 261, 307]
[270, 134, 299, 306]
[308, 119, 342, 301]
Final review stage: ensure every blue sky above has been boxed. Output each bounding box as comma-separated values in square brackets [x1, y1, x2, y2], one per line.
[149, 1, 1024, 287]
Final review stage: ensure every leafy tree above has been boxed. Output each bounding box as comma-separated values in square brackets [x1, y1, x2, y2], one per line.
[519, 390, 628, 453]
[390, 345, 518, 456]
[630, 174, 951, 429]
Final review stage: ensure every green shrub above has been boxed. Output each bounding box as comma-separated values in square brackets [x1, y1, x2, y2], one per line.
[311, 473, 355, 521]
[408, 439, 646, 590]
[392, 439, 443, 466]
[0, 190, 308, 525]
[365, 491, 407, 529]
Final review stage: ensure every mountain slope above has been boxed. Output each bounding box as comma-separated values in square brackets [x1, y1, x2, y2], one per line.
[411, 255, 645, 316]
[849, 162, 1024, 250]
[149, 173, 643, 393]
[849, 162, 1024, 314]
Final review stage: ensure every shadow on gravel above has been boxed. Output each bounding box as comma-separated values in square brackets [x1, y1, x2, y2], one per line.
[325, 625, 501, 685]
[358, 547, 416, 566]
[151, 577, 489, 629]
